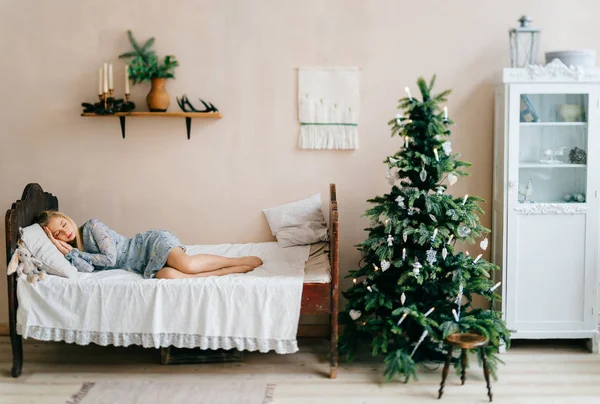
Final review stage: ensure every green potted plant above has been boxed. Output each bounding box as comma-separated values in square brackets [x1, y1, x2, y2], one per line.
[119, 30, 179, 112]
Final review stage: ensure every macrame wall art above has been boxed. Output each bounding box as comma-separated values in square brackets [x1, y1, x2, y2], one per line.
[298, 67, 360, 150]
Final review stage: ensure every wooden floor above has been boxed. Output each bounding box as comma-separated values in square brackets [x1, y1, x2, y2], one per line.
[0, 337, 599, 404]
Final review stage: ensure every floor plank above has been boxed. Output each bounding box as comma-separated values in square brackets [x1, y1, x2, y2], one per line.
[1, 337, 599, 403]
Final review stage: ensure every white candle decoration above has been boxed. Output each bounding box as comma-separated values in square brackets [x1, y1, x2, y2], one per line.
[452, 308, 460, 322]
[463, 194, 469, 205]
[353, 278, 357, 284]
[103, 63, 108, 93]
[433, 148, 439, 162]
[367, 286, 373, 293]
[108, 64, 113, 90]
[447, 234, 454, 244]
[98, 67, 103, 95]
[404, 136, 409, 148]
[424, 307, 435, 317]
[125, 64, 130, 94]
[410, 330, 429, 358]
[396, 113, 402, 126]
[373, 263, 379, 272]
[397, 312, 408, 326]
[443, 106, 448, 120]
[402, 248, 406, 260]
[466, 251, 470, 256]
[405, 86, 412, 101]
[473, 254, 482, 264]
[490, 281, 502, 292]
[431, 228, 438, 241]
[403, 234, 408, 243]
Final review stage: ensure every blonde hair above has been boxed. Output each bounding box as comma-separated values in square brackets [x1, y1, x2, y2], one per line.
[37, 210, 84, 251]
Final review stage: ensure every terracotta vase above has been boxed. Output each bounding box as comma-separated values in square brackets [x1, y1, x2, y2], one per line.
[146, 78, 170, 112]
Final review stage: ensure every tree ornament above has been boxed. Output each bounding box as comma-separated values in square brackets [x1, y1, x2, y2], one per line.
[490, 281, 502, 292]
[404, 136, 409, 148]
[473, 254, 482, 264]
[442, 141, 452, 155]
[429, 214, 437, 222]
[426, 248, 437, 264]
[433, 148, 439, 162]
[407, 207, 415, 216]
[447, 234, 454, 244]
[480, 238, 489, 251]
[401, 292, 406, 305]
[424, 307, 435, 317]
[436, 186, 445, 195]
[387, 234, 394, 246]
[442, 247, 448, 260]
[367, 285, 373, 292]
[402, 248, 406, 260]
[349, 310, 362, 320]
[373, 263, 380, 272]
[381, 260, 391, 271]
[419, 166, 428, 182]
[410, 330, 429, 358]
[389, 157, 399, 164]
[395, 113, 402, 126]
[405, 86, 412, 101]
[431, 228, 438, 241]
[395, 195, 406, 208]
[412, 261, 422, 276]
[403, 233, 408, 243]
[457, 225, 471, 238]
[397, 312, 408, 326]
[447, 173, 458, 186]
[452, 308, 459, 322]
[462, 194, 469, 205]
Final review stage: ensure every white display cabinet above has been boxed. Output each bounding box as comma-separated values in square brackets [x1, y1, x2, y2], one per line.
[493, 60, 600, 351]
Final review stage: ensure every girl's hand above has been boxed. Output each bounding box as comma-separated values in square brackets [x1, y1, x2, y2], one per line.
[44, 226, 71, 256]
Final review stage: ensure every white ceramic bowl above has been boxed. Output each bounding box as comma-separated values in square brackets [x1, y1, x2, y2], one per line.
[545, 49, 596, 67]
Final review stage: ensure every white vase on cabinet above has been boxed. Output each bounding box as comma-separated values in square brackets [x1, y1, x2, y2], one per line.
[493, 60, 600, 351]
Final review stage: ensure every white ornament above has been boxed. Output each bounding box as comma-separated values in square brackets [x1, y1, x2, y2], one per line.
[458, 225, 471, 238]
[462, 194, 468, 205]
[405, 86, 412, 101]
[433, 148, 439, 162]
[410, 330, 429, 358]
[395, 195, 405, 208]
[349, 310, 362, 320]
[419, 167, 428, 182]
[480, 238, 489, 251]
[436, 186, 444, 195]
[389, 157, 399, 164]
[429, 214, 437, 222]
[404, 136, 409, 148]
[431, 228, 438, 241]
[387, 234, 394, 246]
[401, 292, 406, 305]
[426, 248, 437, 265]
[412, 261, 422, 276]
[395, 113, 402, 125]
[490, 281, 502, 292]
[442, 248, 448, 260]
[403, 234, 408, 243]
[442, 141, 452, 155]
[407, 207, 415, 216]
[448, 173, 458, 186]
[381, 260, 391, 271]
[402, 248, 406, 260]
[473, 253, 482, 264]
[452, 308, 459, 322]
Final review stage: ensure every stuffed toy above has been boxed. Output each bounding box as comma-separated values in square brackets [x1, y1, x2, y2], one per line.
[7, 247, 47, 283]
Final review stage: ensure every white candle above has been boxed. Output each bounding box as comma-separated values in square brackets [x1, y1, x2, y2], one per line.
[473, 254, 482, 263]
[125, 65, 130, 94]
[452, 309, 460, 322]
[108, 64, 113, 90]
[490, 281, 502, 292]
[98, 67, 103, 95]
[103, 63, 108, 93]
[443, 106, 448, 120]
[424, 307, 435, 317]
[463, 194, 469, 205]
[402, 248, 406, 260]
[432, 228, 438, 241]
[405, 86, 412, 101]
[447, 234, 454, 244]
[433, 148, 439, 161]
[397, 312, 408, 326]
[404, 136, 409, 148]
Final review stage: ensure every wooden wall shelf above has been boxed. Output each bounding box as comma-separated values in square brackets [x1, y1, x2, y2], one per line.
[81, 112, 223, 139]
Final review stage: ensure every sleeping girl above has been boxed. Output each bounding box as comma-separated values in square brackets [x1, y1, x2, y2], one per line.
[37, 211, 262, 279]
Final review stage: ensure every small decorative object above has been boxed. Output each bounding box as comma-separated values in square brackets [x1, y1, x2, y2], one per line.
[381, 260, 391, 271]
[442, 247, 448, 260]
[574, 193, 586, 203]
[401, 292, 406, 305]
[518, 178, 534, 202]
[520, 95, 539, 122]
[298, 67, 359, 150]
[118, 30, 179, 112]
[563, 193, 573, 202]
[7, 247, 47, 284]
[557, 104, 585, 122]
[387, 234, 394, 246]
[426, 248, 437, 265]
[540, 146, 567, 164]
[509, 15, 541, 67]
[447, 173, 458, 186]
[412, 261, 422, 276]
[349, 310, 362, 321]
[442, 141, 452, 155]
[457, 225, 471, 238]
[81, 97, 135, 115]
[545, 49, 596, 68]
[480, 238, 489, 251]
[395, 195, 405, 208]
[176, 95, 219, 113]
[419, 166, 428, 182]
[569, 147, 587, 164]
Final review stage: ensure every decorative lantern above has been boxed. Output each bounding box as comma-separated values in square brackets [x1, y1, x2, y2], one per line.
[509, 16, 541, 67]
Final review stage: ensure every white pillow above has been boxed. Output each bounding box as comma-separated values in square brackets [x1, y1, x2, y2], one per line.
[263, 193, 329, 247]
[19, 224, 77, 278]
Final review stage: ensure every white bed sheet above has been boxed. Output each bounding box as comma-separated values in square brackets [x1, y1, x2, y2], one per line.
[16, 242, 310, 354]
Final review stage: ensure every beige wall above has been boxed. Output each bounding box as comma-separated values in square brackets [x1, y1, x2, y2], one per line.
[1, 0, 599, 323]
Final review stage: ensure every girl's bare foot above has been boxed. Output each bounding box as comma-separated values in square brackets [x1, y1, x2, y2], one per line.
[243, 256, 263, 268]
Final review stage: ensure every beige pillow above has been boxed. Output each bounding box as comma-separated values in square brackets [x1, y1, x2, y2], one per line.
[263, 193, 329, 247]
[20, 224, 78, 278]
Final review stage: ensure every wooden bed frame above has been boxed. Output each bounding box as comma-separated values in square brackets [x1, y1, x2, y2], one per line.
[5, 183, 339, 379]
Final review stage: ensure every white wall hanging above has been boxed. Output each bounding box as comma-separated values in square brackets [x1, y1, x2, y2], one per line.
[298, 67, 359, 150]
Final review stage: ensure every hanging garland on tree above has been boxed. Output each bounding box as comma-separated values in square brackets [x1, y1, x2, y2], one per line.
[338, 76, 511, 382]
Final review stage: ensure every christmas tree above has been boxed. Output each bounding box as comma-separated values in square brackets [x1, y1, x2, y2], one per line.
[339, 76, 511, 381]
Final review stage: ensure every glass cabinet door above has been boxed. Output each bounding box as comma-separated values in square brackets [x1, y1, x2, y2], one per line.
[517, 92, 589, 203]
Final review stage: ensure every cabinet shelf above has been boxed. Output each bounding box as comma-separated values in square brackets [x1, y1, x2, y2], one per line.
[81, 111, 223, 139]
[520, 163, 586, 168]
[520, 122, 587, 127]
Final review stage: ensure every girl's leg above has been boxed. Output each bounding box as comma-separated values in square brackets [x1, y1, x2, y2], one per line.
[166, 248, 263, 274]
[156, 265, 255, 279]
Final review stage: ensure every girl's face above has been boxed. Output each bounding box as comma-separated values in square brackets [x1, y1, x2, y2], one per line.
[46, 216, 76, 243]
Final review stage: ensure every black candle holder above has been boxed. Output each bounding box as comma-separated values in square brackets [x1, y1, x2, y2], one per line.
[82, 93, 135, 115]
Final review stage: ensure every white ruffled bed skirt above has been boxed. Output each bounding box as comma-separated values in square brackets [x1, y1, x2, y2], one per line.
[16, 242, 309, 355]
[17, 325, 298, 353]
